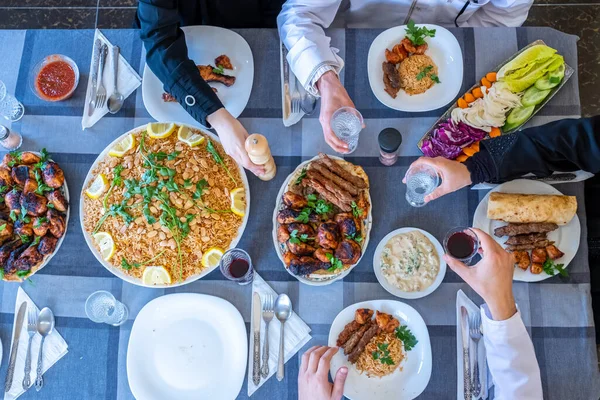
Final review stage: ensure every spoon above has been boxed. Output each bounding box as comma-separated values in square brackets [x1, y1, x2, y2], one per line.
[296, 84, 317, 115]
[274, 294, 292, 381]
[107, 45, 124, 114]
[35, 307, 55, 391]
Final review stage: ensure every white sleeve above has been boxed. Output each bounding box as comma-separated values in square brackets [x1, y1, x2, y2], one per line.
[277, 0, 344, 95]
[465, 0, 534, 27]
[481, 305, 543, 400]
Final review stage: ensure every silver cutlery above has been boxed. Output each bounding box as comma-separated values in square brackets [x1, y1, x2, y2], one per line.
[252, 292, 262, 385]
[275, 294, 292, 382]
[460, 306, 472, 400]
[469, 311, 482, 398]
[95, 44, 108, 109]
[35, 307, 55, 391]
[87, 39, 102, 116]
[297, 83, 317, 115]
[22, 306, 38, 390]
[260, 295, 275, 378]
[107, 45, 124, 114]
[4, 302, 26, 393]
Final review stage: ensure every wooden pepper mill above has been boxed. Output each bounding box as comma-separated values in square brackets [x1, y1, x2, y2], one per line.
[245, 133, 276, 181]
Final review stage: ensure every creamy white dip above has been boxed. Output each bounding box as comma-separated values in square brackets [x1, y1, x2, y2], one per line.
[380, 231, 439, 292]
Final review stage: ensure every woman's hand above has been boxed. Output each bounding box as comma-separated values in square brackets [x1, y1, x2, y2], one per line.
[403, 157, 472, 203]
[298, 346, 348, 400]
[207, 108, 265, 177]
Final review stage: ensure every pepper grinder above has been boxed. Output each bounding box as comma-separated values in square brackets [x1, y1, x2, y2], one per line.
[245, 133, 276, 181]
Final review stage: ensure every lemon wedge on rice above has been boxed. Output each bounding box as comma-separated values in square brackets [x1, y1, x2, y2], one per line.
[147, 122, 176, 139]
[108, 133, 135, 157]
[202, 247, 224, 269]
[177, 125, 205, 147]
[230, 188, 246, 217]
[85, 173, 108, 199]
[93, 232, 115, 261]
[142, 266, 172, 285]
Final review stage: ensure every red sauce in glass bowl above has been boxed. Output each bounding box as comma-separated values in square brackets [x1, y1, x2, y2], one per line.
[35, 60, 76, 101]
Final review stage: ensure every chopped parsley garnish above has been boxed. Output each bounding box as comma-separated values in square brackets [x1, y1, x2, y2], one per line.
[295, 207, 313, 224]
[306, 194, 332, 215]
[16, 269, 31, 279]
[0, 223, 5, 232]
[405, 20, 436, 46]
[372, 343, 394, 365]
[121, 250, 166, 271]
[542, 259, 568, 277]
[192, 179, 209, 200]
[416, 65, 440, 84]
[207, 139, 237, 185]
[430, 73, 441, 84]
[295, 167, 307, 186]
[103, 164, 124, 211]
[395, 326, 418, 351]
[346, 233, 363, 243]
[351, 201, 363, 218]
[289, 229, 311, 244]
[212, 65, 225, 75]
[326, 253, 344, 273]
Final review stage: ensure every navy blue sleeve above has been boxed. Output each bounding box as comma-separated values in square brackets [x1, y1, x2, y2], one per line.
[138, 0, 223, 126]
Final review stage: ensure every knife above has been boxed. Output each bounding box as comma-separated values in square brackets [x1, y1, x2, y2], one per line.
[522, 173, 577, 182]
[252, 292, 262, 386]
[460, 306, 472, 400]
[281, 42, 291, 120]
[87, 39, 102, 116]
[4, 302, 27, 393]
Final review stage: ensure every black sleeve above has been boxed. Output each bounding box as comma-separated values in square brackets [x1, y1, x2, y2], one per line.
[464, 116, 600, 184]
[138, 0, 223, 126]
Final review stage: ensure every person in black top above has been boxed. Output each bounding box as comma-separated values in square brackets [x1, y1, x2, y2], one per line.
[137, 0, 284, 176]
[404, 116, 600, 201]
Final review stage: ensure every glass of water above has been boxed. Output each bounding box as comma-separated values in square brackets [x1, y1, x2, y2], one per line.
[331, 106, 363, 153]
[0, 80, 25, 122]
[405, 164, 440, 207]
[85, 290, 129, 326]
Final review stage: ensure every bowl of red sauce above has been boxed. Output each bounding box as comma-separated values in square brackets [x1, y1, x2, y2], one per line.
[30, 54, 79, 102]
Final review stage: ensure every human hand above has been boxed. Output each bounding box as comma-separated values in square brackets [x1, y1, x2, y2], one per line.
[403, 157, 472, 203]
[316, 71, 361, 154]
[298, 346, 348, 400]
[444, 228, 517, 321]
[207, 108, 265, 177]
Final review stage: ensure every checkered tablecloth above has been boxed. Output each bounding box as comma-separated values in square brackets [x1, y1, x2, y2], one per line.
[0, 27, 599, 400]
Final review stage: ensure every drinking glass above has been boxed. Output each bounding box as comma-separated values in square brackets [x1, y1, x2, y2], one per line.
[0, 80, 25, 122]
[443, 227, 480, 265]
[331, 106, 363, 153]
[85, 290, 129, 326]
[219, 248, 254, 285]
[405, 164, 440, 207]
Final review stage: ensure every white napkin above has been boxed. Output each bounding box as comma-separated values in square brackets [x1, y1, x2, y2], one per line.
[82, 29, 141, 129]
[247, 273, 311, 396]
[456, 290, 491, 400]
[4, 287, 68, 400]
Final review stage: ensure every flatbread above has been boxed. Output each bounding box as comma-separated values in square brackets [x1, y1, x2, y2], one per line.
[487, 192, 577, 226]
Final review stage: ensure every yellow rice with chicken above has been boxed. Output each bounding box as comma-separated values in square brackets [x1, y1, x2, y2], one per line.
[355, 332, 405, 377]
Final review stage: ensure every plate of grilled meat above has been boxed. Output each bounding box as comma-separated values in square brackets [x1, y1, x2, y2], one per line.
[328, 301, 431, 400]
[142, 25, 254, 129]
[473, 179, 580, 282]
[0, 150, 69, 282]
[272, 153, 371, 285]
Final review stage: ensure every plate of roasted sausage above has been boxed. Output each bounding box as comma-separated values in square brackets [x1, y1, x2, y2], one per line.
[272, 153, 372, 286]
[0, 150, 69, 282]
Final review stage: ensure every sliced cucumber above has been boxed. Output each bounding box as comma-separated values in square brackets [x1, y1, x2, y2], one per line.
[521, 86, 551, 107]
[506, 105, 535, 128]
[534, 73, 560, 90]
[549, 63, 565, 84]
[502, 121, 519, 132]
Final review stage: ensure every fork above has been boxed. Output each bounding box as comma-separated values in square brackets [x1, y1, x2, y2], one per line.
[291, 94, 302, 115]
[469, 312, 483, 398]
[22, 306, 38, 390]
[95, 44, 108, 109]
[260, 294, 275, 378]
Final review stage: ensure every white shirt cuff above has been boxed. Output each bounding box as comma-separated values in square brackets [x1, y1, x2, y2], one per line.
[481, 304, 527, 340]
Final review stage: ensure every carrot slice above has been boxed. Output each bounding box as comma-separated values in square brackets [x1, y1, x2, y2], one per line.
[463, 143, 480, 156]
[489, 127, 501, 138]
[472, 87, 483, 99]
[481, 77, 492, 88]
[464, 93, 475, 103]
[471, 142, 480, 151]
[456, 154, 469, 162]
[457, 98, 468, 109]
[485, 72, 497, 82]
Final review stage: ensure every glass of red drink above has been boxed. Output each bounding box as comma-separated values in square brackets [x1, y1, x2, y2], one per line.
[443, 227, 480, 265]
[219, 248, 254, 285]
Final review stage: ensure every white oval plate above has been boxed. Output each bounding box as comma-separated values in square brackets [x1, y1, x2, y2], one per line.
[328, 300, 432, 400]
[79, 122, 250, 288]
[367, 24, 463, 112]
[373, 228, 446, 299]
[127, 293, 247, 400]
[473, 179, 581, 282]
[142, 26, 254, 129]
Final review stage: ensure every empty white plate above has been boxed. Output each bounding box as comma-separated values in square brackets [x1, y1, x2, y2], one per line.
[127, 293, 247, 400]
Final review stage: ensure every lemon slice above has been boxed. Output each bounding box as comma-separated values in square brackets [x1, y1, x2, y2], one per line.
[108, 133, 135, 157]
[230, 188, 246, 217]
[177, 125, 205, 147]
[202, 247, 224, 269]
[142, 266, 172, 285]
[147, 122, 176, 139]
[85, 174, 109, 199]
[93, 232, 115, 261]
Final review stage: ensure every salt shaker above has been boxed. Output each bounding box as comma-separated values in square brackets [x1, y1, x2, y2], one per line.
[245, 133, 276, 181]
[378, 128, 402, 166]
[0, 125, 23, 151]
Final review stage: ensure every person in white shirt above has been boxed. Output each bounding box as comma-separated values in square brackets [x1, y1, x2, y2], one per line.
[277, 0, 533, 153]
[297, 228, 543, 400]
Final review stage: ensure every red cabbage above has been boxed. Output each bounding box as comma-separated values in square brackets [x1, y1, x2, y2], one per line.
[421, 139, 436, 157]
[420, 118, 487, 159]
[430, 137, 463, 159]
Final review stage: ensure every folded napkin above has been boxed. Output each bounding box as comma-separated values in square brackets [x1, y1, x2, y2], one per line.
[247, 273, 311, 396]
[456, 290, 491, 400]
[82, 29, 141, 129]
[4, 287, 68, 400]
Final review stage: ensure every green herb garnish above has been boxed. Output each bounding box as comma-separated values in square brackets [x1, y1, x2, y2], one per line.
[0, 223, 5, 232]
[542, 259, 568, 277]
[372, 343, 395, 365]
[326, 253, 344, 273]
[416, 65, 434, 81]
[206, 139, 236, 186]
[289, 229, 311, 244]
[351, 201, 363, 218]
[430, 73, 441, 84]
[405, 20, 436, 46]
[212, 65, 225, 75]
[295, 207, 312, 224]
[295, 167, 307, 185]
[395, 326, 418, 351]
[16, 269, 30, 279]
[346, 233, 363, 243]
[102, 164, 124, 211]
[193, 179, 209, 200]
[121, 250, 166, 271]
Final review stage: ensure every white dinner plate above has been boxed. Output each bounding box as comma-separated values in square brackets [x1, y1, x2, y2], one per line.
[127, 293, 247, 400]
[473, 179, 581, 282]
[373, 228, 446, 299]
[142, 26, 254, 128]
[367, 24, 463, 112]
[328, 300, 432, 400]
